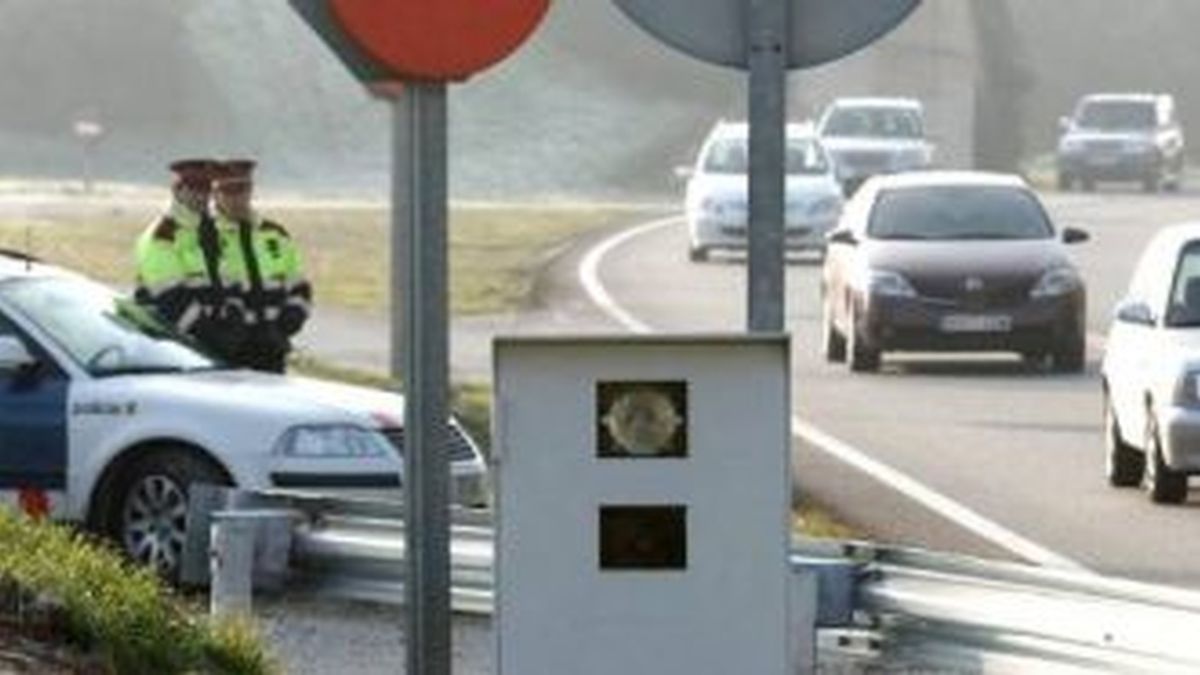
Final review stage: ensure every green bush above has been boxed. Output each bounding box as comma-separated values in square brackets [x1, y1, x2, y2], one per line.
[0, 509, 274, 674]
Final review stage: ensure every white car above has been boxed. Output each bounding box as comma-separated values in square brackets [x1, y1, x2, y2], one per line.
[682, 121, 844, 263]
[1102, 224, 1200, 503]
[0, 252, 488, 575]
[816, 97, 934, 196]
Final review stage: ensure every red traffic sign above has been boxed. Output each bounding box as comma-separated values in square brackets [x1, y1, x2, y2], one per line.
[329, 0, 551, 82]
[614, 0, 921, 71]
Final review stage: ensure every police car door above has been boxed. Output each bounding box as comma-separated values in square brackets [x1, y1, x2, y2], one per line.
[0, 308, 68, 507]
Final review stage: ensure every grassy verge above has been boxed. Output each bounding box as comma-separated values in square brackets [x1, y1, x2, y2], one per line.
[0, 204, 631, 316]
[0, 510, 273, 674]
[291, 357, 858, 539]
[793, 500, 858, 540]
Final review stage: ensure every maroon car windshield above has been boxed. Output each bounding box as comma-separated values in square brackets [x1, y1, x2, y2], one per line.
[868, 186, 1055, 241]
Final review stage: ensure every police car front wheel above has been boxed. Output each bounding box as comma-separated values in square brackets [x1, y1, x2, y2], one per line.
[99, 449, 230, 579]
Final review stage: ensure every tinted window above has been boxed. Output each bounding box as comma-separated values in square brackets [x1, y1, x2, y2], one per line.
[702, 138, 829, 175]
[869, 186, 1054, 241]
[823, 108, 923, 139]
[1076, 101, 1156, 130]
[1165, 243, 1200, 327]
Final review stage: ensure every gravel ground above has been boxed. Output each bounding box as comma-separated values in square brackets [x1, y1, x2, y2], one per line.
[257, 596, 492, 675]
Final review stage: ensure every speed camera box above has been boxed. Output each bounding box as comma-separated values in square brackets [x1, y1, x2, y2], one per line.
[493, 335, 791, 675]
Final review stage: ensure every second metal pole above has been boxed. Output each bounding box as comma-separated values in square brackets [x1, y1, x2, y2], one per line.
[396, 83, 452, 675]
[747, 0, 788, 333]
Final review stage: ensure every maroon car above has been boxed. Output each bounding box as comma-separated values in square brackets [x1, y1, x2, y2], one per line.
[821, 172, 1089, 373]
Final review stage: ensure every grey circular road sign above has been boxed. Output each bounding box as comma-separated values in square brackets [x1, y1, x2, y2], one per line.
[613, 0, 922, 70]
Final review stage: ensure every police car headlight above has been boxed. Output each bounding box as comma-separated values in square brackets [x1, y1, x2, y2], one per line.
[854, 267, 918, 299]
[274, 425, 392, 459]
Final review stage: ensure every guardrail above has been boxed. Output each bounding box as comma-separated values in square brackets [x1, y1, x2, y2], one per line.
[188, 488, 1200, 673]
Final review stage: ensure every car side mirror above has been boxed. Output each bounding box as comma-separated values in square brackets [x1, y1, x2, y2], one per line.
[1062, 227, 1090, 244]
[1058, 116, 1071, 133]
[0, 336, 36, 374]
[673, 165, 694, 181]
[826, 229, 858, 246]
[1115, 300, 1155, 326]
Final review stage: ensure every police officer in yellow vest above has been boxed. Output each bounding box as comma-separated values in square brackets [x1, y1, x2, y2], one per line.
[210, 159, 312, 373]
[134, 159, 248, 360]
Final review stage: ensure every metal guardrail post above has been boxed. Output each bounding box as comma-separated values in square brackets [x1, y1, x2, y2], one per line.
[211, 512, 256, 618]
[209, 509, 297, 618]
[790, 565, 818, 674]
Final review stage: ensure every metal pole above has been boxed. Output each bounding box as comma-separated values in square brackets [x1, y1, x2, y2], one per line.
[390, 93, 411, 382]
[747, 0, 788, 333]
[396, 83, 453, 675]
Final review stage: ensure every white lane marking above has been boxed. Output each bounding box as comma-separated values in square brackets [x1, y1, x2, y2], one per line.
[578, 215, 1091, 573]
[578, 216, 678, 334]
[792, 418, 1086, 571]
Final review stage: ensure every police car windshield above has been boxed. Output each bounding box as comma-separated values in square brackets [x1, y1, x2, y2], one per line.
[0, 277, 219, 376]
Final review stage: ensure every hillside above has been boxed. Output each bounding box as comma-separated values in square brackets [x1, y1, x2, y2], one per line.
[0, 2, 1194, 199]
[0, 1, 741, 199]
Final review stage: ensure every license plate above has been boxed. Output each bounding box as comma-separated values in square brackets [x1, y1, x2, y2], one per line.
[940, 314, 1012, 333]
[1090, 154, 1120, 166]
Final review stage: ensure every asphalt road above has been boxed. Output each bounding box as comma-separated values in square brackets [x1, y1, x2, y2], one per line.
[590, 188, 1200, 587]
[280, 188, 1200, 672]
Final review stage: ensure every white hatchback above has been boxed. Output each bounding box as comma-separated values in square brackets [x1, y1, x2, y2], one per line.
[681, 121, 843, 263]
[1102, 224, 1200, 503]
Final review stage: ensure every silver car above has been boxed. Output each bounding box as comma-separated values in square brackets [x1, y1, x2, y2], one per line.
[1056, 93, 1185, 193]
[681, 121, 843, 263]
[816, 97, 934, 196]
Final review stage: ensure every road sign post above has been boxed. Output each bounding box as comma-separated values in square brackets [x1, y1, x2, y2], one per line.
[613, 0, 922, 332]
[747, 0, 788, 332]
[396, 83, 453, 672]
[290, 2, 549, 672]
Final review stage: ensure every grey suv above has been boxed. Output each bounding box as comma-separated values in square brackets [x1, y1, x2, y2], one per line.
[1056, 93, 1185, 193]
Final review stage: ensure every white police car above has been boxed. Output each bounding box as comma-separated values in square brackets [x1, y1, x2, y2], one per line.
[0, 251, 487, 577]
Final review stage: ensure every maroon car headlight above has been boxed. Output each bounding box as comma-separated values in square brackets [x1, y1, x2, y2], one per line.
[1030, 267, 1082, 299]
[857, 268, 918, 299]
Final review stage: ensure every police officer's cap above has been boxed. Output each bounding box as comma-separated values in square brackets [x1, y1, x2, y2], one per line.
[168, 159, 218, 189]
[214, 159, 257, 191]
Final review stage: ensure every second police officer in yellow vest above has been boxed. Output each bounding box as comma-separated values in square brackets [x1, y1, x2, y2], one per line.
[210, 160, 312, 373]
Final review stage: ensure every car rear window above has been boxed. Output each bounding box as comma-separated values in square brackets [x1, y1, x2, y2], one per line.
[868, 186, 1054, 241]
